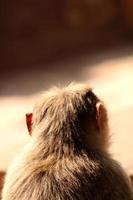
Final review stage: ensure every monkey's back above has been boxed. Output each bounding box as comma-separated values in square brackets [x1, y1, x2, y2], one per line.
[2, 151, 133, 200]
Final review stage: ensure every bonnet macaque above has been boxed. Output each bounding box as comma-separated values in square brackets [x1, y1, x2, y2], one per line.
[2, 83, 133, 200]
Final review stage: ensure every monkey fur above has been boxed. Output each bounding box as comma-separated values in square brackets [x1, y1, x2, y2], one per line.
[2, 83, 133, 200]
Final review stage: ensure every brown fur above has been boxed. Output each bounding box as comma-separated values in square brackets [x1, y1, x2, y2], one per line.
[2, 83, 133, 200]
[130, 175, 133, 186]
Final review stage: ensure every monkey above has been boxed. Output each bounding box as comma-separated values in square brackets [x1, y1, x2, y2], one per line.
[2, 83, 133, 200]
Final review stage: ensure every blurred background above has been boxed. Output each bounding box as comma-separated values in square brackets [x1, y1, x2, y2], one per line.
[0, 0, 133, 197]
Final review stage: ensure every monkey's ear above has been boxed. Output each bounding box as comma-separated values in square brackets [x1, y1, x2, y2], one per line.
[96, 102, 107, 131]
[26, 113, 33, 136]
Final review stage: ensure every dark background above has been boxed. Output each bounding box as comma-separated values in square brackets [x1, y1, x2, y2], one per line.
[1, 0, 133, 73]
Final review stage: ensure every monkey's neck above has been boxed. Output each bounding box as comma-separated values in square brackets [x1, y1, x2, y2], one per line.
[32, 131, 84, 160]
[31, 124, 109, 162]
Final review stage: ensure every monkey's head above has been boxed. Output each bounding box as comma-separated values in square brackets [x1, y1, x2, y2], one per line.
[26, 83, 109, 153]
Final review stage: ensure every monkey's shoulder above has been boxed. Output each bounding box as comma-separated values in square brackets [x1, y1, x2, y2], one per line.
[30, 155, 133, 200]
[92, 156, 133, 199]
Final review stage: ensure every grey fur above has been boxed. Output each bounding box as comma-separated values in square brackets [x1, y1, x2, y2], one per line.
[2, 83, 133, 200]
